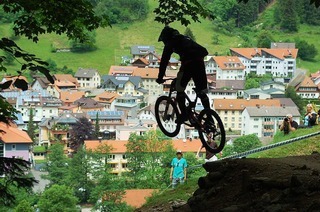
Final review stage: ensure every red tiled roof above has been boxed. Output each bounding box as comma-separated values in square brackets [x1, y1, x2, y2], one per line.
[60, 90, 85, 103]
[84, 139, 205, 154]
[54, 74, 79, 87]
[310, 71, 320, 79]
[230, 48, 266, 59]
[214, 99, 281, 111]
[262, 48, 298, 60]
[213, 56, 245, 70]
[0, 123, 32, 143]
[132, 68, 158, 79]
[85, 140, 128, 153]
[230, 48, 298, 60]
[109, 66, 137, 75]
[297, 76, 317, 88]
[123, 189, 157, 208]
[93, 91, 119, 104]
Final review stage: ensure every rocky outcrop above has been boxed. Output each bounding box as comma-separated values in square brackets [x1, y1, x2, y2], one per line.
[183, 152, 320, 212]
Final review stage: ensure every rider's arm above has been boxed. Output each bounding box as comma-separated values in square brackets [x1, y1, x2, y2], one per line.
[158, 44, 173, 79]
[196, 145, 203, 158]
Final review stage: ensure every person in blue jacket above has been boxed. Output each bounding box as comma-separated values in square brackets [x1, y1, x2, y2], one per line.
[170, 150, 188, 188]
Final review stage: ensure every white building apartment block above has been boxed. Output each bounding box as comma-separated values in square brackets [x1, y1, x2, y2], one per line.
[230, 48, 298, 78]
[241, 106, 300, 138]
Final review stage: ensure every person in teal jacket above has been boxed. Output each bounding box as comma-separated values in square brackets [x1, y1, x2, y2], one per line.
[170, 150, 187, 188]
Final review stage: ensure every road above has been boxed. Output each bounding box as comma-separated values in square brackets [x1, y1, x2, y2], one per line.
[31, 169, 50, 193]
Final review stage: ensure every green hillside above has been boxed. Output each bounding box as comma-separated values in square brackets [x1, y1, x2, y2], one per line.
[1, 0, 320, 76]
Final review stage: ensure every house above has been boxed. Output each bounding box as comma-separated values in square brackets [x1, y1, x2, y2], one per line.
[131, 52, 161, 68]
[38, 112, 84, 150]
[93, 91, 119, 110]
[87, 111, 125, 139]
[213, 99, 282, 131]
[212, 56, 245, 80]
[84, 140, 129, 175]
[30, 76, 60, 98]
[243, 88, 285, 100]
[114, 95, 140, 118]
[230, 48, 298, 78]
[215, 79, 245, 98]
[132, 67, 163, 102]
[14, 91, 62, 123]
[115, 124, 149, 140]
[101, 75, 147, 98]
[137, 104, 156, 121]
[84, 138, 205, 175]
[73, 97, 105, 113]
[54, 74, 79, 88]
[260, 80, 286, 91]
[204, 56, 216, 75]
[59, 90, 86, 106]
[0, 122, 32, 161]
[75, 68, 101, 88]
[109, 66, 136, 76]
[295, 76, 319, 99]
[241, 106, 300, 138]
[131, 45, 155, 60]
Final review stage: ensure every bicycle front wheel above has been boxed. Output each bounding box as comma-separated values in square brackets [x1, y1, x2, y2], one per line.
[155, 96, 181, 137]
[198, 109, 226, 154]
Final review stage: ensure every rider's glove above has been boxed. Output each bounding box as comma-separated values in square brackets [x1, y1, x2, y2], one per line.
[156, 78, 164, 84]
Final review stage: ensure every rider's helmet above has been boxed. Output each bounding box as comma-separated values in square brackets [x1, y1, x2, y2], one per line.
[158, 26, 180, 42]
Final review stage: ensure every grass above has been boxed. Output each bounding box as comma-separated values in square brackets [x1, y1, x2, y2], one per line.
[34, 159, 47, 164]
[33, 146, 47, 153]
[250, 125, 320, 158]
[143, 177, 199, 208]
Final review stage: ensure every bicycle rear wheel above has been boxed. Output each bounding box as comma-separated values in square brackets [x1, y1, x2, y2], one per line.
[155, 96, 181, 137]
[198, 109, 226, 154]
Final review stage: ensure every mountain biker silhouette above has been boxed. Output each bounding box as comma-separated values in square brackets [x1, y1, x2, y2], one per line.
[156, 26, 210, 122]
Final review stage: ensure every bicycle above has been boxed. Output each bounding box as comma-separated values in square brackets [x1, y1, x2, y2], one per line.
[155, 78, 226, 154]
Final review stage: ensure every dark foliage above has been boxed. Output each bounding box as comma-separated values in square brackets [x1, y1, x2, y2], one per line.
[0, 157, 37, 206]
[69, 117, 94, 151]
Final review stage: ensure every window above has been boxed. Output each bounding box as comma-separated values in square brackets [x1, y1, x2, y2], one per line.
[122, 155, 126, 159]
[12, 144, 16, 151]
[254, 125, 259, 128]
[108, 155, 115, 160]
[0, 142, 4, 157]
[110, 164, 116, 168]
[231, 117, 235, 121]
[224, 111, 228, 115]
[254, 118, 259, 121]
[224, 117, 228, 121]
[122, 163, 128, 168]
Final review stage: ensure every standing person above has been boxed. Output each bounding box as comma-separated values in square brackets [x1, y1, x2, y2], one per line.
[156, 26, 210, 122]
[279, 114, 298, 134]
[304, 104, 317, 127]
[170, 150, 187, 189]
[196, 133, 219, 162]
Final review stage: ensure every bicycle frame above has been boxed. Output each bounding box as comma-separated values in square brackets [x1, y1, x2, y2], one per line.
[167, 78, 200, 125]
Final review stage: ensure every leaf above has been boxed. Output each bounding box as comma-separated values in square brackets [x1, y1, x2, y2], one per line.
[0, 80, 13, 90]
[14, 79, 28, 91]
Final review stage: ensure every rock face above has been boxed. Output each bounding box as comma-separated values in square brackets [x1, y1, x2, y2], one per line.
[184, 152, 320, 212]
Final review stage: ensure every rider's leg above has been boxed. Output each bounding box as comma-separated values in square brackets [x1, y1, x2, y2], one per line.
[176, 64, 191, 120]
[198, 90, 210, 109]
[190, 59, 211, 109]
